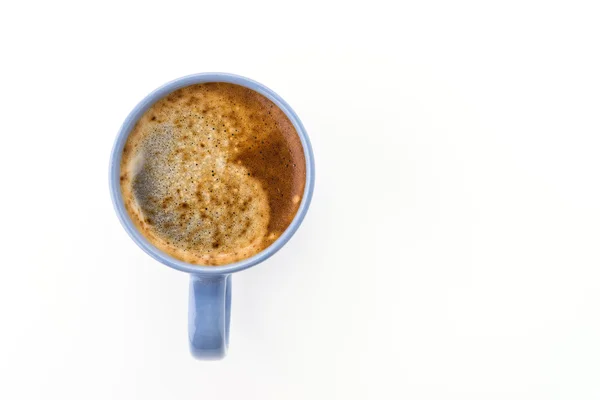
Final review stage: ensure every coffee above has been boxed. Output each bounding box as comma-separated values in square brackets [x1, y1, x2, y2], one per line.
[120, 83, 306, 266]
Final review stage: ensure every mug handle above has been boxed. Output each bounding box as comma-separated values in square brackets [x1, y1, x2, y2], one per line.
[188, 274, 231, 359]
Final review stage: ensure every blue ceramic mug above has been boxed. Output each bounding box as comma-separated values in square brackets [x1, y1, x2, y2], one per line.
[109, 73, 315, 360]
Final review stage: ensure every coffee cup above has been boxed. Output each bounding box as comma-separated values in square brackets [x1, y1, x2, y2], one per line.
[109, 73, 315, 359]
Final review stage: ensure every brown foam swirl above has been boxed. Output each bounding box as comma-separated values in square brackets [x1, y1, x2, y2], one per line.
[120, 83, 306, 266]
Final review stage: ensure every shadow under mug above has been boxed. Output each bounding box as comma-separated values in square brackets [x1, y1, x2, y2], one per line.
[109, 73, 315, 360]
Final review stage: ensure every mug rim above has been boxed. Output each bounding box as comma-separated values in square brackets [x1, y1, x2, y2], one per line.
[109, 72, 315, 275]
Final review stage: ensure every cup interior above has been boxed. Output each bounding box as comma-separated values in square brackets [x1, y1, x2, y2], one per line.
[109, 73, 315, 275]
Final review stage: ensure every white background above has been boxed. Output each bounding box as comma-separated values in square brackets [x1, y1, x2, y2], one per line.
[1, 1, 599, 399]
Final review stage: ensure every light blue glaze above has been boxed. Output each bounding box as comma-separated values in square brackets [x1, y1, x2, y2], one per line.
[109, 73, 315, 360]
[188, 274, 231, 359]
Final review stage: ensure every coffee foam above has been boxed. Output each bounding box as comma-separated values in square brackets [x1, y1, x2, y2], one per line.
[120, 83, 306, 266]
